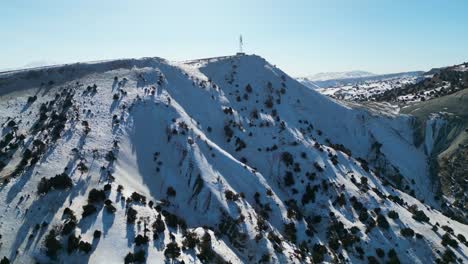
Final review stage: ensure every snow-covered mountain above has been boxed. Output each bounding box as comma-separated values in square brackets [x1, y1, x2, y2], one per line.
[298, 71, 424, 102]
[0, 55, 466, 264]
[297, 71, 376, 91]
[299, 71, 376, 82]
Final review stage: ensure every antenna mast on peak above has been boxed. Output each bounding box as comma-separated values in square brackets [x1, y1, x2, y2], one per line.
[239, 35, 243, 53]
[237, 35, 245, 56]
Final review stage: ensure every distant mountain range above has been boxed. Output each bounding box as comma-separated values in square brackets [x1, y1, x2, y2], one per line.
[297, 71, 424, 89]
[299, 71, 376, 82]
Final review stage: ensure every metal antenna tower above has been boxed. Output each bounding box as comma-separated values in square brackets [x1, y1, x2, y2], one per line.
[239, 35, 243, 53]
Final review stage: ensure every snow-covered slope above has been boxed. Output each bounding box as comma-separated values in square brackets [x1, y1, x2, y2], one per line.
[0, 55, 466, 264]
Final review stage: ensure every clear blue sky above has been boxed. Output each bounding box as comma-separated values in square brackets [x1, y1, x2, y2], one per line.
[1, 0, 467, 76]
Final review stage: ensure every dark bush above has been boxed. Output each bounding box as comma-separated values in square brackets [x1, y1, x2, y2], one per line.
[134, 235, 149, 246]
[103, 183, 112, 192]
[224, 125, 234, 139]
[88, 189, 106, 204]
[245, 84, 253, 93]
[284, 222, 297, 243]
[314, 162, 324, 172]
[441, 233, 458, 248]
[182, 231, 199, 249]
[67, 234, 80, 254]
[264, 97, 274, 108]
[105, 202, 116, 214]
[440, 249, 457, 263]
[400, 227, 415, 237]
[127, 207, 138, 224]
[93, 230, 102, 239]
[281, 152, 294, 167]
[284, 171, 295, 187]
[78, 241, 92, 253]
[375, 248, 385, 258]
[124, 249, 146, 264]
[457, 234, 467, 244]
[61, 219, 77, 235]
[124, 252, 134, 264]
[224, 190, 239, 201]
[301, 184, 317, 205]
[367, 256, 379, 264]
[336, 194, 346, 207]
[388, 210, 399, 219]
[197, 232, 215, 262]
[312, 243, 327, 263]
[44, 229, 61, 258]
[37, 173, 73, 194]
[377, 215, 390, 229]
[166, 187, 176, 197]
[164, 241, 181, 260]
[152, 216, 166, 234]
[412, 210, 430, 223]
[387, 249, 400, 264]
[131, 192, 147, 204]
[82, 204, 97, 217]
[163, 212, 179, 228]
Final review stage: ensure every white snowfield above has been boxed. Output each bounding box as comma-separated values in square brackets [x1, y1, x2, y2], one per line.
[0, 55, 466, 264]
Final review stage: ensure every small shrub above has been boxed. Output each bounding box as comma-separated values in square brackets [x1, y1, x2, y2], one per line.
[182, 231, 199, 249]
[281, 152, 294, 167]
[312, 244, 327, 263]
[37, 173, 73, 194]
[105, 202, 116, 214]
[412, 209, 429, 223]
[388, 210, 399, 219]
[44, 229, 61, 258]
[166, 187, 176, 197]
[284, 171, 295, 187]
[375, 248, 385, 258]
[130, 192, 147, 204]
[441, 233, 458, 248]
[93, 230, 102, 239]
[387, 249, 400, 264]
[82, 204, 97, 217]
[152, 216, 166, 235]
[245, 84, 253, 93]
[377, 215, 390, 229]
[400, 227, 415, 237]
[164, 241, 181, 260]
[134, 235, 149, 246]
[88, 189, 106, 204]
[67, 234, 80, 254]
[284, 222, 297, 243]
[127, 207, 137, 224]
[224, 190, 239, 201]
[78, 241, 92, 254]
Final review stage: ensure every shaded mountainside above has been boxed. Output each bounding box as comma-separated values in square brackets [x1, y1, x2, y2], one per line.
[401, 88, 468, 223]
[0, 55, 466, 263]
